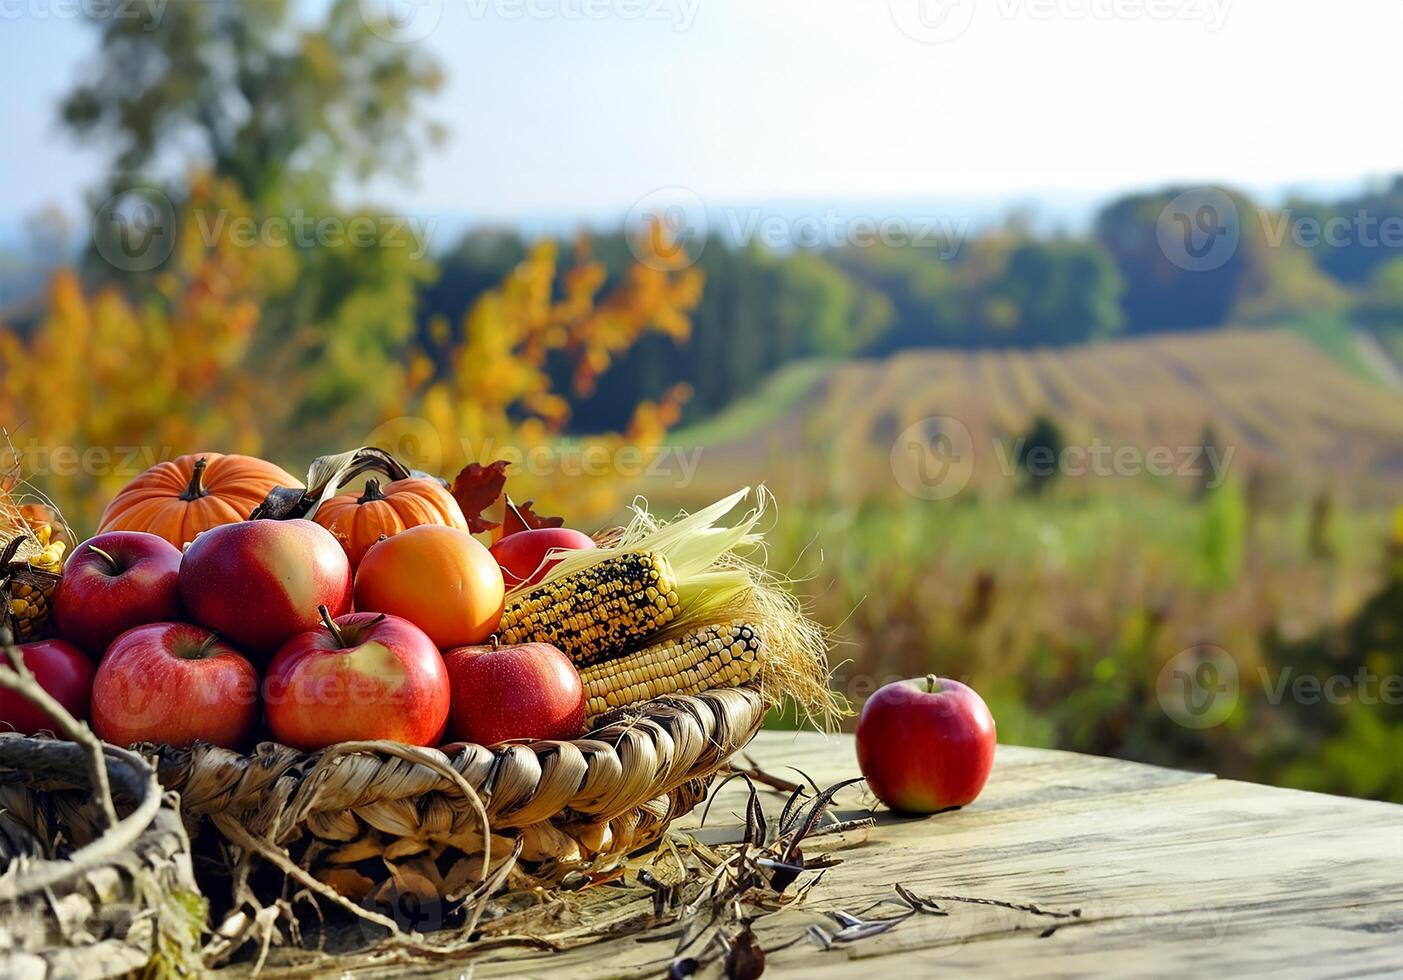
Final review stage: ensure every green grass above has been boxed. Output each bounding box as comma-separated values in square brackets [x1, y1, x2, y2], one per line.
[670, 358, 837, 447]
[1278, 312, 1381, 382]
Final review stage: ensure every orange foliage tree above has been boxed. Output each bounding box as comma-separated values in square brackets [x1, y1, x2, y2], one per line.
[382, 229, 702, 522]
[1, 177, 703, 532]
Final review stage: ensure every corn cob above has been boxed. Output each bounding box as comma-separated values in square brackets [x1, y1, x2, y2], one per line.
[498, 551, 680, 665]
[580, 621, 762, 724]
[1, 534, 62, 642]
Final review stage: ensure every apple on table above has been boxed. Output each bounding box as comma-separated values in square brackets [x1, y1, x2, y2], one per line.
[55, 530, 183, 658]
[856, 674, 996, 814]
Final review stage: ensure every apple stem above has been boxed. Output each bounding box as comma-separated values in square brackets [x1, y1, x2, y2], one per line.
[87, 545, 119, 574]
[319, 604, 348, 647]
[179, 457, 209, 501]
[926, 673, 941, 694]
[192, 632, 222, 661]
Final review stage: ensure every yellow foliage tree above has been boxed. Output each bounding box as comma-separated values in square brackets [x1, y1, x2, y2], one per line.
[387, 229, 702, 523]
[1, 177, 703, 532]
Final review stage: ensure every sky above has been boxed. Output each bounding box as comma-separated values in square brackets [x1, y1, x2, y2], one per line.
[2, 0, 1401, 233]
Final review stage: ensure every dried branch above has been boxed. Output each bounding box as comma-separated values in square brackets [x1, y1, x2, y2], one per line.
[0, 637, 117, 830]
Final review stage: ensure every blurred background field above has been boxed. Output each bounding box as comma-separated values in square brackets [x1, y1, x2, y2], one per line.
[2, 2, 1401, 801]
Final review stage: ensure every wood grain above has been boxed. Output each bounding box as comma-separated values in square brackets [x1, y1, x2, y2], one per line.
[456, 734, 1403, 979]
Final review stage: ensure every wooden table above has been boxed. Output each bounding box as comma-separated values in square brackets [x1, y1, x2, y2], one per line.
[462, 731, 1403, 979]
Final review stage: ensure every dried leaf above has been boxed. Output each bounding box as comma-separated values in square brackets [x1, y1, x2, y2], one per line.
[450, 460, 510, 534]
[500, 496, 566, 539]
[725, 926, 765, 979]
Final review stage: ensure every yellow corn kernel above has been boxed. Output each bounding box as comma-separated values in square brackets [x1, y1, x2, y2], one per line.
[498, 552, 679, 665]
[579, 621, 762, 725]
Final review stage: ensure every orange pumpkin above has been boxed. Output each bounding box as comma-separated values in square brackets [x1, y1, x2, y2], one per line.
[98, 453, 301, 549]
[313, 477, 468, 568]
[354, 525, 504, 649]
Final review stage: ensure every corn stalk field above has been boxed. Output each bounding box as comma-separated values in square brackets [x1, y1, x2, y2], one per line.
[640, 329, 1403, 803]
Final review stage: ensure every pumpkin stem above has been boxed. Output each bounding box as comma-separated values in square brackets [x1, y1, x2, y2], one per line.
[87, 545, 119, 574]
[180, 458, 209, 501]
[319, 604, 348, 648]
[357, 478, 387, 505]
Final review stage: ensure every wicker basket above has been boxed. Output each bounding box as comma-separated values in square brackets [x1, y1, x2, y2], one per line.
[147, 687, 767, 916]
[0, 735, 204, 979]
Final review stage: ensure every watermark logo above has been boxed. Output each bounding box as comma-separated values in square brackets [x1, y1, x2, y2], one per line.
[1157, 644, 1238, 729]
[889, 0, 977, 44]
[1157, 187, 1240, 273]
[359, 0, 443, 42]
[625, 186, 709, 271]
[0, 0, 168, 26]
[890, 416, 976, 501]
[92, 187, 176, 272]
[364, 417, 446, 475]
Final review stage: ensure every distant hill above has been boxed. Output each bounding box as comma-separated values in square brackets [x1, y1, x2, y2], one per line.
[650, 330, 1403, 506]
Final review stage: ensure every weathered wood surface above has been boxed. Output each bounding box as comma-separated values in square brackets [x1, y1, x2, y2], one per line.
[450, 732, 1403, 979]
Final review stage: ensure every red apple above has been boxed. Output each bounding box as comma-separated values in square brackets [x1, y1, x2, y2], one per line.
[855, 675, 996, 814]
[179, 519, 352, 660]
[489, 528, 595, 590]
[91, 623, 259, 749]
[442, 641, 583, 745]
[263, 608, 450, 751]
[56, 531, 183, 657]
[0, 640, 95, 735]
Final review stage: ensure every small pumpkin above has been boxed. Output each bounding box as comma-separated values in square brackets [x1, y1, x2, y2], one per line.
[313, 477, 468, 568]
[98, 453, 302, 550]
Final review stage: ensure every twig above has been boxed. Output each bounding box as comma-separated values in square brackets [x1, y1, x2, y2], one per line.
[902, 888, 1081, 919]
[730, 755, 804, 794]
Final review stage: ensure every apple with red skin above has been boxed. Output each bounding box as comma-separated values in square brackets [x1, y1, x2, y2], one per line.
[263, 608, 450, 751]
[855, 675, 996, 814]
[442, 641, 583, 745]
[0, 640, 95, 735]
[56, 531, 184, 657]
[91, 623, 259, 749]
[180, 519, 352, 661]
[489, 528, 595, 590]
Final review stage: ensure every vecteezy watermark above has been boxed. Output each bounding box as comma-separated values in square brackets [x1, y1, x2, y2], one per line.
[890, 416, 977, 501]
[361, 420, 706, 489]
[464, 0, 701, 29]
[90, 187, 439, 271]
[1257, 208, 1403, 252]
[1156, 644, 1238, 729]
[890, 0, 1231, 45]
[1259, 666, 1403, 708]
[0, 0, 167, 25]
[625, 187, 709, 271]
[464, 439, 705, 488]
[92, 187, 177, 273]
[1157, 187, 1242, 273]
[4, 440, 180, 479]
[359, 0, 700, 41]
[724, 208, 969, 258]
[1160, 188, 1403, 273]
[191, 210, 437, 261]
[991, 436, 1235, 489]
[625, 188, 972, 271]
[359, 0, 444, 42]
